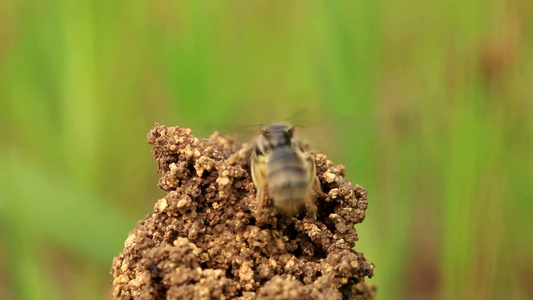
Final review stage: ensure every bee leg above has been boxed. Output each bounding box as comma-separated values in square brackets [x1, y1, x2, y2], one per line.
[250, 152, 268, 214]
[313, 175, 327, 198]
[227, 144, 254, 164]
[306, 155, 325, 196]
[256, 186, 266, 212]
[306, 156, 324, 219]
[305, 190, 317, 219]
[313, 175, 322, 193]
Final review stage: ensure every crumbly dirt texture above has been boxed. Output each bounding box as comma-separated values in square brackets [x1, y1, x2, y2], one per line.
[111, 124, 375, 300]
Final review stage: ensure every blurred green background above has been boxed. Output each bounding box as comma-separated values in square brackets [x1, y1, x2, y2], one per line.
[1, 1, 531, 299]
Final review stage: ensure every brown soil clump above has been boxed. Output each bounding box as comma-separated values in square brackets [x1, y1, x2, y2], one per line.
[111, 124, 375, 299]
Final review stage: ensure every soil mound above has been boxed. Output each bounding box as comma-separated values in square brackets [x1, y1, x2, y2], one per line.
[111, 124, 375, 299]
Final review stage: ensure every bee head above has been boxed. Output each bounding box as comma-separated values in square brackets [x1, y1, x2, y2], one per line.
[260, 122, 295, 149]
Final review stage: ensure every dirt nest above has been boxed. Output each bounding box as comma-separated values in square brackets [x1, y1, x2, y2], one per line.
[111, 124, 375, 300]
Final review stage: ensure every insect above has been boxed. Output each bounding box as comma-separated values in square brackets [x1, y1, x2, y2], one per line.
[228, 122, 322, 215]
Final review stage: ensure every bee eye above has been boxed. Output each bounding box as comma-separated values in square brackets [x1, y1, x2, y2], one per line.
[288, 127, 295, 136]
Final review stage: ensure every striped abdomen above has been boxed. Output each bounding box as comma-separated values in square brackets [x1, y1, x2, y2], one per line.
[267, 146, 310, 214]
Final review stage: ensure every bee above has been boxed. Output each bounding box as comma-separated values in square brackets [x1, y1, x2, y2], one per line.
[228, 122, 322, 215]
